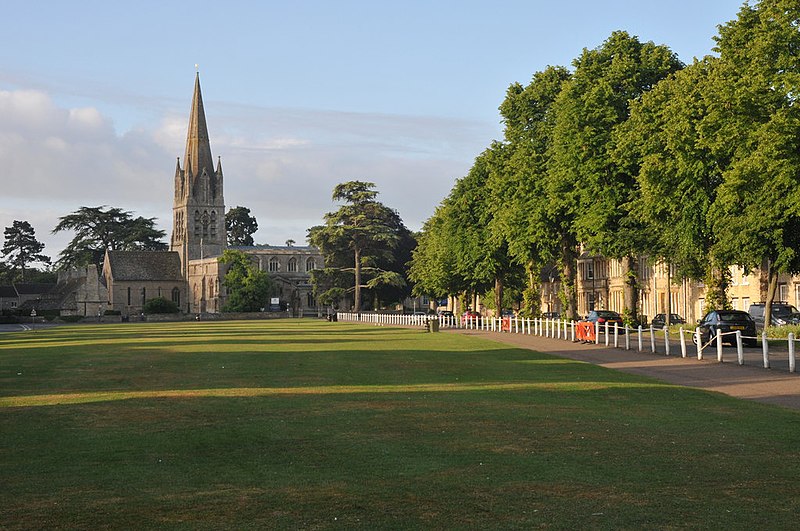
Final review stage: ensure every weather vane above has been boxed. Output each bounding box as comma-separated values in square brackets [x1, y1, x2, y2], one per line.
[195, 63, 199, 72]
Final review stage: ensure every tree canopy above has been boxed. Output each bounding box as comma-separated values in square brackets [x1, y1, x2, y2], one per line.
[2, 220, 51, 283]
[52, 206, 167, 270]
[308, 181, 408, 312]
[218, 249, 273, 312]
[225, 206, 259, 247]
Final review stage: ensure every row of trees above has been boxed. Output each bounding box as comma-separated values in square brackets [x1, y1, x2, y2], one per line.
[410, 0, 800, 324]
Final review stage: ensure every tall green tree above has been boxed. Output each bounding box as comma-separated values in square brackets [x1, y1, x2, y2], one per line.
[2, 220, 51, 282]
[308, 181, 406, 313]
[491, 66, 571, 315]
[616, 58, 732, 310]
[53, 206, 167, 269]
[225, 206, 258, 247]
[707, 0, 800, 323]
[218, 249, 273, 312]
[549, 31, 683, 319]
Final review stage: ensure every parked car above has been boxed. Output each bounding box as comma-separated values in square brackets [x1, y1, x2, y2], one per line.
[542, 311, 561, 319]
[694, 310, 758, 347]
[461, 310, 481, 324]
[786, 312, 800, 325]
[650, 313, 686, 328]
[500, 309, 516, 317]
[437, 310, 454, 319]
[585, 310, 625, 331]
[748, 302, 799, 328]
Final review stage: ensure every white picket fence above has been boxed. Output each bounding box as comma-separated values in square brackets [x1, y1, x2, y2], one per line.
[335, 312, 800, 374]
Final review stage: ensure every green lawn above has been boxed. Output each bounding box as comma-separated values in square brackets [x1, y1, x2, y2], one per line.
[2, 320, 800, 530]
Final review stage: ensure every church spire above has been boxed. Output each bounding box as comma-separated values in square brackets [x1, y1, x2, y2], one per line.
[183, 73, 214, 184]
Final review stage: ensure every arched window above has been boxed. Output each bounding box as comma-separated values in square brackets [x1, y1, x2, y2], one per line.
[141, 287, 146, 306]
[269, 257, 280, 272]
[210, 211, 217, 237]
[202, 211, 210, 237]
[288, 258, 297, 272]
[307, 293, 315, 307]
[194, 211, 201, 236]
[127, 287, 131, 306]
[171, 287, 180, 306]
[306, 258, 316, 272]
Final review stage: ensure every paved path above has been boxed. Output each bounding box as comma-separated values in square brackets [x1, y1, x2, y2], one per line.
[453, 329, 800, 411]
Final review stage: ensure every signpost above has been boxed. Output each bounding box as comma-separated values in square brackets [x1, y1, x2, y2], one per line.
[30, 309, 36, 332]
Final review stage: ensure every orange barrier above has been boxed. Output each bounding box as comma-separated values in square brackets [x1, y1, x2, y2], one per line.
[576, 321, 596, 343]
[501, 317, 511, 332]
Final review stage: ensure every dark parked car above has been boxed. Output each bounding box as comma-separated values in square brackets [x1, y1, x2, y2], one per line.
[542, 311, 561, 319]
[694, 310, 758, 347]
[748, 302, 799, 328]
[437, 310, 454, 319]
[585, 310, 625, 331]
[786, 312, 800, 325]
[650, 313, 686, 328]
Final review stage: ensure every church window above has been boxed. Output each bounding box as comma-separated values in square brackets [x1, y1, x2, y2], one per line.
[194, 211, 201, 236]
[306, 258, 316, 272]
[157, 287, 162, 298]
[141, 287, 146, 306]
[202, 211, 210, 237]
[210, 211, 217, 237]
[269, 257, 280, 272]
[172, 287, 180, 306]
[288, 258, 297, 272]
[127, 287, 131, 306]
[307, 293, 315, 307]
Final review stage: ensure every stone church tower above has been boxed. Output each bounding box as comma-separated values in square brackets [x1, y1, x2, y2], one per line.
[170, 73, 226, 278]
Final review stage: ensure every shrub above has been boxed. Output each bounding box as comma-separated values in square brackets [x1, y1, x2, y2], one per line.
[143, 297, 180, 314]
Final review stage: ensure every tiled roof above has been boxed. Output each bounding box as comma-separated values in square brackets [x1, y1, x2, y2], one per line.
[0, 285, 16, 298]
[14, 283, 56, 295]
[106, 251, 183, 281]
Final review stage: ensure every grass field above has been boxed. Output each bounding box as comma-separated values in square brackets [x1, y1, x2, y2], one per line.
[2, 319, 800, 530]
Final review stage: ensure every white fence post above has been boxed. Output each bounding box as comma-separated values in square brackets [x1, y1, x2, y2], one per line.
[638, 325, 643, 352]
[663, 326, 670, 356]
[625, 325, 630, 350]
[696, 328, 703, 360]
[595, 321, 601, 345]
[571, 321, 576, 342]
[789, 332, 796, 373]
[716, 330, 724, 362]
[736, 331, 744, 366]
[604, 322, 610, 346]
[649, 326, 656, 354]
[679, 327, 687, 358]
[613, 323, 619, 348]
[762, 331, 770, 369]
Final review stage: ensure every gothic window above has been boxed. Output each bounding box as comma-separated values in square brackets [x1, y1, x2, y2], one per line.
[127, 287, 131, 306]
[269, 257, 280, 272]
[210, 211, 217, 237]
[288, 258, 297, 272]
[307, 293, 315, 307]
[194, 211, 201, 236]
[202, 211, 210, 237]
[306, 258, 316, 272]
[172, 287, 180, 306]
[141, 287, 146, 306]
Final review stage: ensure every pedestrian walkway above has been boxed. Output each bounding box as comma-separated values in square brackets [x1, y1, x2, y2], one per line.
[454, 329, 800, 411]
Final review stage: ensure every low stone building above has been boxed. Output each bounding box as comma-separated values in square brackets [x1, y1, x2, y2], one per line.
[102, 251, 186, 316]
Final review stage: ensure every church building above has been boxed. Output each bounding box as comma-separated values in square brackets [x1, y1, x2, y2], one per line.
[62, 74, 323, 318]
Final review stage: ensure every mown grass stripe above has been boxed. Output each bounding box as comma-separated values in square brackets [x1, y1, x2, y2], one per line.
[0, 380, 674, 408]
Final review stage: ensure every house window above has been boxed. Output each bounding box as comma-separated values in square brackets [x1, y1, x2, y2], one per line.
[10, 301, 17, 308]
[269, 257, 280, 272]
[172, 287, 180, 306]
[288, 258, 297, 272]
[306, 258, 316, 272]
[586, 262, 594, 280]
[779, 283, 789, 303]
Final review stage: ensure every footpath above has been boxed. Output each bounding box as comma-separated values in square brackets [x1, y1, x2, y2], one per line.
[453, 328, 800, 411]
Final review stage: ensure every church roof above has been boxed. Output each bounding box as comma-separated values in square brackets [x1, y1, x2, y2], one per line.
[184, 73, 215, 183]
[105, 251, 184, 281]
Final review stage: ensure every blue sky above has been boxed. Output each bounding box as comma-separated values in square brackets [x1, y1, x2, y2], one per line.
[0, 0, 744, 260]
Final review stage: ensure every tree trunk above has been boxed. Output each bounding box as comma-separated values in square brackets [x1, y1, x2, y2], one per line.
[621, 255, 638, 322]
[764, 260, 778, 328]
[494, 276, 504, 316]
[560, 241, 578, 320]
[354, 247, 361, 313]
